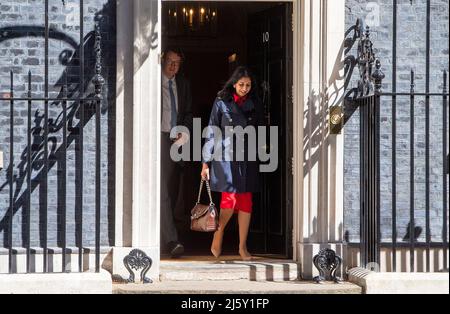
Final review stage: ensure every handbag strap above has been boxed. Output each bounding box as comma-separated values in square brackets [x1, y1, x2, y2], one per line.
[197, 179, 215, 206]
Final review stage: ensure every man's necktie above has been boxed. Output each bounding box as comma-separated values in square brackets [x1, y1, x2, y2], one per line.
[168, 79, 177, 130]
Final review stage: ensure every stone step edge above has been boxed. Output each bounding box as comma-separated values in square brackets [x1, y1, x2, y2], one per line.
[160, 271, 300, 282]
[160, 262, 300, 281]
[160, 261, 300, 269]
[115, 289, 361, 295]
[160, 265, 300, 271]
[113, 281, 363, 295]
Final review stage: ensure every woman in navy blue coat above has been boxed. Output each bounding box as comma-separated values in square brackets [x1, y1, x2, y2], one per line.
[201, 66, 264, 261]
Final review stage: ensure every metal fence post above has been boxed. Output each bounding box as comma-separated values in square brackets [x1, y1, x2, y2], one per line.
[371, 59, 384, 269]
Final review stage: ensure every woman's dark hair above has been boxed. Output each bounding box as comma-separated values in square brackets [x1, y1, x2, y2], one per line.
[218, 66, 259, 101]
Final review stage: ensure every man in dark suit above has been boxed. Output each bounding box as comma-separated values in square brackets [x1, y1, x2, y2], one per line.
[161, 48, 193, 258]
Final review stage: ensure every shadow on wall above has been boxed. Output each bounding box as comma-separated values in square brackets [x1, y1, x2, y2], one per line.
[303, 20, 361, 178]
[115, 0, 159, 135]
[0, 0, 116, 248]
[133, 0, 159, 73]
[301, 20, 362, 243]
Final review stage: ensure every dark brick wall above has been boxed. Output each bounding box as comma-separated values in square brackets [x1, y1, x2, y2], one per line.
[345, 0, 449, 243]
[0, 0, 116, 248]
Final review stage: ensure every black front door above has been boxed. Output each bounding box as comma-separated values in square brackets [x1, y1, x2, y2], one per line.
[247, 3, 293, 258]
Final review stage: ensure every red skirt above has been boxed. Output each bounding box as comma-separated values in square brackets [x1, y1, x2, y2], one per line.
[220, 192, 253, 213]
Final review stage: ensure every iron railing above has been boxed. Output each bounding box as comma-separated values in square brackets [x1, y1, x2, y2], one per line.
[354, 72, 449, 272]
[347, 12, 449, 272]
[0, 0, 104, 274]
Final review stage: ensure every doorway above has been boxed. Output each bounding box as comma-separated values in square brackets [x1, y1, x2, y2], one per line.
[162, 1, 293, 259]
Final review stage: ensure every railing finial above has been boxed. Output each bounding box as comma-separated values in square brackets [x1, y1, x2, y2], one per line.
[365, 25, 370, 38]
[410, 69, 415, 94]
[355, 19, 379, 97]
[372, 59, 385, 93]
[443, 70, 447, 94]
[93, 22, 105, 100]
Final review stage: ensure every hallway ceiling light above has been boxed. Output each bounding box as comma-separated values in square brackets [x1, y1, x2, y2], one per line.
[165, 2, 218, 37]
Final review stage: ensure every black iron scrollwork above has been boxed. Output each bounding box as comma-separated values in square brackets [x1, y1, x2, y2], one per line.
[356, 20, 375, 97]
[313, 248, 342, 284]
[123, 249, 153, 284]
[355, 19, 385, 97]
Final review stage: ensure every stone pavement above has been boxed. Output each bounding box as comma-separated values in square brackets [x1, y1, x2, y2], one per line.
[113, 280, 362, 294]
[113, 256, 362, 294]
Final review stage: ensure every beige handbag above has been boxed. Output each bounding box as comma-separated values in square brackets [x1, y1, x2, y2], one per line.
[190, 179, 219, 232]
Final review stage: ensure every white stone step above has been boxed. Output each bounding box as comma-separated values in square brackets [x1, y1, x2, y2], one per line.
[159, 257, 300, 282]
[113, 280, 362, 294]
[348, 267, 449, 294]
[0, 271, 112, 294]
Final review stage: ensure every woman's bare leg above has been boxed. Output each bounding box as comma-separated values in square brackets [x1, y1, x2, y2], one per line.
[211, 209, 234, 258]
[238, 211, 253, 261]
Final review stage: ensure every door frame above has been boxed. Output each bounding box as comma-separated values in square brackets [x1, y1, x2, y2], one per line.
[116, 0, 347, 280]
[160, 0, 300, 260]
[115, 0, 305, 268]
